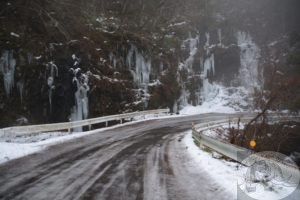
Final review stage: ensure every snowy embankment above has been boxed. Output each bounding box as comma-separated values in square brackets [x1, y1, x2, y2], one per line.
[184, 129, 299, 200]
[183, 131, 245, 197]
[0, 114, 173, 165]
[180, 85, 250, 115]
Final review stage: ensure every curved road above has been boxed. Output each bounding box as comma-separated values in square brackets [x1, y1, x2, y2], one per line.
[0, 113, 246, 200]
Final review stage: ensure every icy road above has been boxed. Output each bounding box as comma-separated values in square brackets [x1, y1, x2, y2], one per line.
[0, 114, 244, 200]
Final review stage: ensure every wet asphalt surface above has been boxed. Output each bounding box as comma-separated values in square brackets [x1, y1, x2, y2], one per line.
[0, 113, 249, 200]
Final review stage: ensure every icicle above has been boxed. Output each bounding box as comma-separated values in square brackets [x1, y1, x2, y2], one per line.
[205, 32, 210, 54]
[211, 54, 215, 75]
[27, 52, 33, 65]
[218, 29, 222, 46]
[205, 33, 210, 46]
[46, 61, 58, 112]
[47, 76, 54, 111]
[203, 53, 215, 77]
[49, 61, 58, 77]
[17, 81, 24, 104]
[126, 46, 134, 69]
[113, 57, 117, 69]
[159, 62, 164, 72]
[0, 50, 16, 97]
[109, 52, 117, 68]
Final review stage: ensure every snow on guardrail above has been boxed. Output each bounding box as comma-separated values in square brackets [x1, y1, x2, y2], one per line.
[0, 109, 169, 137]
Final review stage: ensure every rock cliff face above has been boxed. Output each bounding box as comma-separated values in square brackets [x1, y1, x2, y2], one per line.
[0, 0, 299, 126]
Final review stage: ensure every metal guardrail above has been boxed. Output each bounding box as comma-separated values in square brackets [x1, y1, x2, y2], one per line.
[0, 109, 169, 137]
[192, 119, 300, 185]
[192, 128, 252, 162]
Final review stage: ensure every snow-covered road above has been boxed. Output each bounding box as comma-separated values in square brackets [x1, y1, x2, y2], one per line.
[0, 113, 297, 200]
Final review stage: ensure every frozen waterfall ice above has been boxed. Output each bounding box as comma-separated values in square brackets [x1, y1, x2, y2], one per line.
[126, 45, 151, 108]
[236, 31, 261, 92]
[70, 69, 89, 132]
[218, 29, 222, 46]
[177, 35, 200, 108]
[0, 50, 16, 97]
[202, 53, 217, 101]
[126, 45, 151, 88]
[182, 30, 262, 113]
[184, 35, 199, 72]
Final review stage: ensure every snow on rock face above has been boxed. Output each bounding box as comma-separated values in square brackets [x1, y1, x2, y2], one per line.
[236, 31, 261, 92]
[180, 85, 249, 114]
[0, 50, 16, 96]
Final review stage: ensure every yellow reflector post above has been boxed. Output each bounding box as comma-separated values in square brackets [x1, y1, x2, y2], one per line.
[250, 140, 257, 148]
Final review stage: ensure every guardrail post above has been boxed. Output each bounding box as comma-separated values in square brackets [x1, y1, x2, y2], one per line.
[5, 128, 13, 137]
[120, 119, 123, 124]
[192, 129, 204, 149]
[3, 128, 7, 137]
[105, 121, 108, 127]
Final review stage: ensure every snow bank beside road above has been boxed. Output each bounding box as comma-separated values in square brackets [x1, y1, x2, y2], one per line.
[0, 142, 40, 164]
[183, 131, 244, 197]
[0, 130, 100, 164]
[180, 104, 236, 115]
